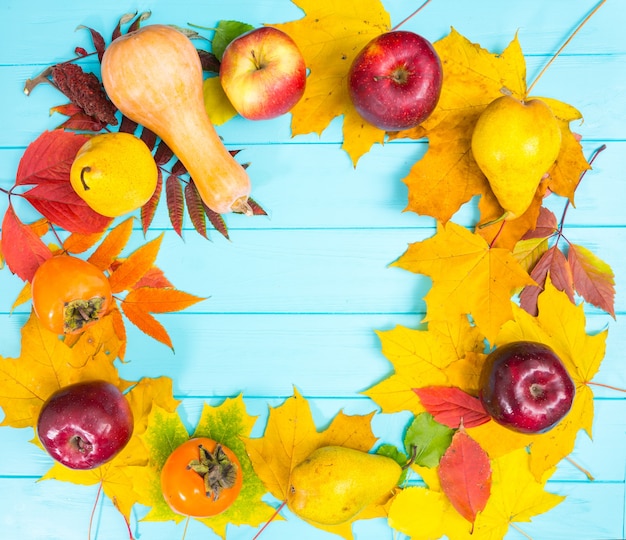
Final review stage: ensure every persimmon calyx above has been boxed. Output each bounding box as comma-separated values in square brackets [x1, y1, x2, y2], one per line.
[187, 443, 239, 501]
[63, 296, 107, 333]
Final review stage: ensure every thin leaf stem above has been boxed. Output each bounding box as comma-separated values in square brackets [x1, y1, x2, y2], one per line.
[564, 455, 595, 481]
[88, 481, 104, 540]
[588, 381, 626, 393]
[510, 523, 534, 540]
[252, 500, 288, 540]
[557, 144, 607, 237]
[391, 0, 434, 31]
[181, 516, 190, 540]
[527, 0, 607, 95]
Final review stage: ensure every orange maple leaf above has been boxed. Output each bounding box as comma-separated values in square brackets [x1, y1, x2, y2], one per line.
[392, 221, 534, 344]
[273, 0, 391, 165]
[243, 388, 387, 539]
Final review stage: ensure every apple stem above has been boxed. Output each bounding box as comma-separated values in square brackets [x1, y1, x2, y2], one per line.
[564, 455, 595, 481]
[526, 0, 606, 95]
[251, 499, 288, 540]
[391, 0, 435, 31]
[87, 480, 104, 540]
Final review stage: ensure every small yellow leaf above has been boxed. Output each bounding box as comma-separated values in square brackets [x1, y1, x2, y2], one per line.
[11, 281, 31, 312]
[274, 0, 390, 165]
[203, 76, 238, 125]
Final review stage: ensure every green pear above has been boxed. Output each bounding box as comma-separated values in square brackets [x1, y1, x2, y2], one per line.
[471, 95, 562, 220]
[287, 445, 402, 525]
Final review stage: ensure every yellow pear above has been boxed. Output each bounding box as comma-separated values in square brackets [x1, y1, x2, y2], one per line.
[287, 445, 402, 525]
[70, 132, 158, 218]
[471, 95, 562, 219]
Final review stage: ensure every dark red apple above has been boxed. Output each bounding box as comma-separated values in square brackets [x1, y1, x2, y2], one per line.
[479, 341, 575, 434]
[347, 30, 443, 131]
[37, 380, 134, 469]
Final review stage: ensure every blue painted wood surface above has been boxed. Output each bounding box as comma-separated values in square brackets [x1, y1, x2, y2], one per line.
[0, 0, 624, 538]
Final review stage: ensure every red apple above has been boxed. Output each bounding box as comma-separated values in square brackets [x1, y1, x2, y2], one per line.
[36, 380, 134, 469]
[348, 30, 443, 131]
[479, 341, 575, 434]
[219, 26, 306, 120]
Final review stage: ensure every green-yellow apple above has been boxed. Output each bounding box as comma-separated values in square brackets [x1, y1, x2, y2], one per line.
[348, 30, 442, 131]
[219, 26, 306, 120]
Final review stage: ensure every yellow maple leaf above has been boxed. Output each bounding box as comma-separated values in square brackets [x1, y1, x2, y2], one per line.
[0, 312, 128, 429]
[399, 29, 589, 235]
[392, 221, 534, 344]
[131, 396, 275, 537]
[363, 316, 484, 415]
[389, 448, 563, 539]
[39, 377, 179, 520]
[243, 388, 384, 539]
[273, 0, 390, 164]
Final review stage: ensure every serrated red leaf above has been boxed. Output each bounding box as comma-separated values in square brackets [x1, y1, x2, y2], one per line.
[22, 183, 111, 234]
[119, 115, 138, 134]
[568, 243, 615, 317]
[1, 206, 52, 282]
[165, 175, 184, 237]
[184, 181, 208, 239]
[16, 130, 89, 187]
[520, 245, 574, 316]
[248, 197, 268, 216]
[438, 430, 492, 525]
[141, 170, 163, 235]
[203, 202, 229, 239]
[153, 139, 174, 166]
[56, 112, 108, 132]
[171, 159, 188, 177]
[133, 267, 174, 289]
[140, 127, 157, 151]
[414, 386, 491, 429]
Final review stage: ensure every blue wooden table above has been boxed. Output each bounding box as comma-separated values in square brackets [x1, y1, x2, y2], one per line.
[0, 1, 624, 539]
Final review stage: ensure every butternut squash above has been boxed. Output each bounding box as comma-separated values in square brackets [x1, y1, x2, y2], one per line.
[101, 24, 252, 215]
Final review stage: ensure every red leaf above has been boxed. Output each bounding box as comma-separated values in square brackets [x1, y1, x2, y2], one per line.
[141, 170, 163, 235]
[78, 24, 106, 61]
[119, 115, 138, 134]
[1, 206, 52, 282]
[140, 127, 157, 151]
[569, 243, 616, 317]
[414, 386, 491, 429]
[204, 202, 230, 239]
[22, 183, 111, 234]
[133, 267, 174, 289]
[153, 139, 174, 166]
[523, 207, 558, 240]
[520, 245, 573, 316]
[438, 430, 492, 525]
[248, 197, 268, 216]
[184, 181, 208, 239]
[56, 111, 108, 132]
[165, 175, 184, 237]
[171, 159, 187, 177]
[16, 130, 89, 186]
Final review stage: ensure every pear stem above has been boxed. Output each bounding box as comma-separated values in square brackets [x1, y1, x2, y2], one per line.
[391, 0, 434, 31]
[526, 0, 606, 95]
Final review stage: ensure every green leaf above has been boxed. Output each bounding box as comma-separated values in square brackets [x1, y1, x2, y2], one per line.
[212, 20, 255, 60]
[376, 443, 409, 484]
[404, 413, 454, 468]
